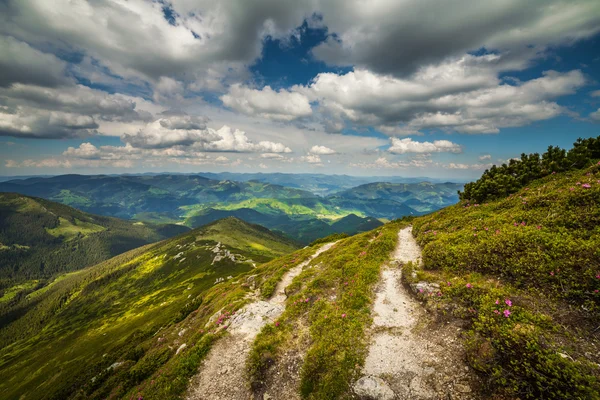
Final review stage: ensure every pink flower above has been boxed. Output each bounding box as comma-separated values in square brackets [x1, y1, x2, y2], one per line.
[582, 183, 591, 188]
[419, 288, 424, 293]
[447, 281, 452, 286]
[552, 171, 556, 174]
[474, 233, 477, 236]
[569, 187, 575, 191]
[341, 313, 346, 318]
[513, 222, 518, 227]
[275, 321, 280, 327]
[505, 299, 512, 307]
[576, 182, 581, 185]
[493, 310, 500, 314]
[596, 274, 600, 279]
[495, 299, 499, 305]
[550, 271, 554, 276]
[466, 283, 472, 289]
[536, 225, 542, 230]
[503, 309, 511, 318]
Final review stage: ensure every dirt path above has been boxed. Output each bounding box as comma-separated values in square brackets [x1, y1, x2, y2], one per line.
[185, 242, 336, 400]
[353, 226, 479, 400]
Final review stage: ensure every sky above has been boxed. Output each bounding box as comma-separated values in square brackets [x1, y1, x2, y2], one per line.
[0, 0, 600, 180]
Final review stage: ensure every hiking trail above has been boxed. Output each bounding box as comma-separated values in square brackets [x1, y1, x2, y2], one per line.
[185, 242, 336, 400]
[353, 226, 479, 400]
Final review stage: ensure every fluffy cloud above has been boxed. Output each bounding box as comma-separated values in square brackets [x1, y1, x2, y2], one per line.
[5, 0, 598, 85]
[221, 84, 312, 121]
[309, 145, 337, 155]
[311, 0, 600, 77]
[479, 154, 492, 161]
[301, 62, 586, 134]
[591, 108, 600, 122]
[0, 83, 153, 139]
[300, 154, 323, 164]
[388, 138, 462, 154]
[0, 36, 69, 87]
[122, 117, 292, 153]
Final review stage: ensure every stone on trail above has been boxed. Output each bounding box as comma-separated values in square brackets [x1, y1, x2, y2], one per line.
[353, 375, 395, 400]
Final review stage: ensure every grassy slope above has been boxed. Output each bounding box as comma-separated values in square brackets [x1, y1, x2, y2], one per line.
[247, 220, 404, 399]
[0, 193, 189, 292]
[406, 165, 600, 399]
[0, 217, 298, 400]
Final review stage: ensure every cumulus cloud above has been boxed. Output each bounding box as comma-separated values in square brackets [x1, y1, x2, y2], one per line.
[221, 84, 312, 121]
[300, 154, 323, 164]
[388, 138, 462, 154]
[311, 0, 600, 77]
[0, 36, 69, 87]
[0, 83, 153, 139]
[309, 145, 337, 155]
[591, 108, 600, 122]
[479, 154, 492, 161]
[122, 117, 292, 153]
[300, 63, 587, 134]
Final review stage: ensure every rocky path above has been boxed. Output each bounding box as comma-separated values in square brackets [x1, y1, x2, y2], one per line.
[353, 226, 479, 400]
[185, 242, 337, 400]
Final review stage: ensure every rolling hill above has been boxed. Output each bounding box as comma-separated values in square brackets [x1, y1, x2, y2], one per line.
[0, 217, 298, 400]
[0, 192, 189, 286]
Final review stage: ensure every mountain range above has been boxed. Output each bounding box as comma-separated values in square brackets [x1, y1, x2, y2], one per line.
[0, 174, 462, 243]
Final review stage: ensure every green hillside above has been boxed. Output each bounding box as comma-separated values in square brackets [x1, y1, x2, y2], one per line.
[0, 217, 298, 400]
[0, 192, 189, 286]
[405, 155, 600, 396]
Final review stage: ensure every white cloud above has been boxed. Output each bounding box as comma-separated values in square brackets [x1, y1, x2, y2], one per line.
[590, 90, 600, 97]
[590, 108, 600, 122]
[446, 162, 493, 170]
[309, 145, 337, 155]
[479, 154, 492, 161]
[300, 154, 322, 164]
[221, 84, 312, 121]
[351, 156, 435, 170]
[260, 153, 285, 159]
[388, 138, 462, 154]
[311, 0, 600, 77]
[300, 65, 586, 134]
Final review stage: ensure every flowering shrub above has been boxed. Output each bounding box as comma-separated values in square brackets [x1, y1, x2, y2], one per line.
[410, 165, 600, 399]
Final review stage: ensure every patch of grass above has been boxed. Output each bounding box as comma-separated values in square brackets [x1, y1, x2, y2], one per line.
[46, 217, 106, 240]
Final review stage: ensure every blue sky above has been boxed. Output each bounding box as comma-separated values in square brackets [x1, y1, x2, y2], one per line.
[1, 1, 599, 179]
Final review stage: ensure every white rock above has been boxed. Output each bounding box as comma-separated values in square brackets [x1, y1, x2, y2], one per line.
[353, 375, 395, 400]
[176, 343, 187, 355]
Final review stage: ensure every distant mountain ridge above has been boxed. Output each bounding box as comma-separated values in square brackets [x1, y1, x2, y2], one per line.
[0, 174, 462, 243]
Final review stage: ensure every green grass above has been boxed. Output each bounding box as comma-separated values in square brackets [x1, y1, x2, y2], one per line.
[247, 220, 404, 399]
[408, 164, 600, 399]
[46, 217, 106, 240]
[0, 280, 39, 303]
[0, 218, 298, 400]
